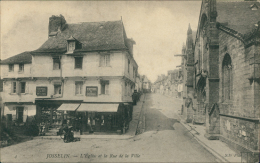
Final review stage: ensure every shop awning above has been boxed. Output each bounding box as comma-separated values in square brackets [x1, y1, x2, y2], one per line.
[77, 104, 119, 112]
[57, 103, 80, 111]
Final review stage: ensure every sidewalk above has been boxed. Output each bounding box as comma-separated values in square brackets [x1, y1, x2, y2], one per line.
[160, 93, 241, 162]
[34, 95, 145, 140]
[178, 117, 241, 163]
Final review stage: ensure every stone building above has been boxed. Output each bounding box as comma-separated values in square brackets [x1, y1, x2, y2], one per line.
[1, 15, 138, 134]
[142, 75, 151, 93]
[189, 0, 260, 161]
[176, 26, 196, 122]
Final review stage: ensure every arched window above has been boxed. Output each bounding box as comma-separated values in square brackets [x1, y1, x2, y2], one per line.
[222, 54, 233, 101]
[199, 14, 207, 72]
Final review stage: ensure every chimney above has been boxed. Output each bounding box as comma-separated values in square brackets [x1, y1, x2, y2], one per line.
[48, 14, 67, 37]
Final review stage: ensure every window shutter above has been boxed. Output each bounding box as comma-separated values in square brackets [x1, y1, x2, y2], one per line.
[17, 82, 21, 94]
[106, 54, 110, 66]
[25, 82, 29, 93]
[99, 54, 103, 66]
[74, 82, 77, 95]
[105, 84, 109, 95]
[9, 82, 12, 93]
[23, 107, 28, 122]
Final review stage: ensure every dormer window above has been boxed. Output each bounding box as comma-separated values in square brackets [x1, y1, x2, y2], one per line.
[68, 42, 75, 52]
[250, 4, 258, 10]
[66, 36, 81, 54]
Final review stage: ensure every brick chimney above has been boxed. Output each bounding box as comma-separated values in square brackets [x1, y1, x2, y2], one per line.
[48, 15, 67, 37]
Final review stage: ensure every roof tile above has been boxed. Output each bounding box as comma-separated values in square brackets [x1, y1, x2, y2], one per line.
[217, 2, 260, 35]
[33, 20, 127, 53]
[0, 52, 32, 65]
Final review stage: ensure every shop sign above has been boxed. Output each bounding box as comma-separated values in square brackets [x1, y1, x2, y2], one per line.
[36, 87, 48, 96]
[86, 86, 98, 96]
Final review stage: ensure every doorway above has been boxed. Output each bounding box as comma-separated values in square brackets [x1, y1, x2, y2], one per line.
[17, 107, 24, 123]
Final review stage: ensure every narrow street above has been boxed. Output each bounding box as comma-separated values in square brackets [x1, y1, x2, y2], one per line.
[1, 93, 217, 162]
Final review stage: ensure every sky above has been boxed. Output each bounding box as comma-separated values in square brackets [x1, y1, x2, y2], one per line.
[1, 1, 201, 82]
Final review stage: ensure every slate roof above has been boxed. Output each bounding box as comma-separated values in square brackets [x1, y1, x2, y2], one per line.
[33, 20, 128, 53]
[216, 2, 260, 35]
[0, 52, 32, 65]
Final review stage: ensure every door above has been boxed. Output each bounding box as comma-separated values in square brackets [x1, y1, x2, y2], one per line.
[17, 107, 24, 123]
[94, 114, 101, 132]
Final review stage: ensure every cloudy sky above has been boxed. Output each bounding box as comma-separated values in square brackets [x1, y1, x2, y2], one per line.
[1, 1, 201, 82]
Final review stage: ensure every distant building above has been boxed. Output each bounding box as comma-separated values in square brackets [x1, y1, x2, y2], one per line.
[142, 76, 151, 93]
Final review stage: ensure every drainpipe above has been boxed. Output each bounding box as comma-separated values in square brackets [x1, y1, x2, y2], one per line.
[60, 55, 64, 98]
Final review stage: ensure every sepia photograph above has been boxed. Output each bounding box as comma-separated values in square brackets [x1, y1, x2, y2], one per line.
[0, 0, 259, 162]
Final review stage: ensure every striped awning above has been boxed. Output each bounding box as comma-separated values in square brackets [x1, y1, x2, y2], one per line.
[77, 103, 119, 112]
[57, 103, 80, 111]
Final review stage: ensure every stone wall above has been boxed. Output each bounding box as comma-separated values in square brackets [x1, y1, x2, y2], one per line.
[218, 31, 259, 152]
[220, 116, 258, 151]
[219, 31, 256, 119]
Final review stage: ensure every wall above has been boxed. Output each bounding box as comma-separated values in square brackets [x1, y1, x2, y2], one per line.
[32, 52, 126, 78]
[4, 104, 36, 122]
[219, 31, 255, 118]
[218, 31, 259, 152]
[220, 116, 258, 151]
[32, 55, 60, 78]
[3, 79, 126, 103]
[63, 78, 123, 102]
[123, 52, 137, 82]
[1, 64, 32, 78]
[3, 80, 35, 103]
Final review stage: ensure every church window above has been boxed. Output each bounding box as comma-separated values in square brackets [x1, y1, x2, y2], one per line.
[222, 54, 233, 102]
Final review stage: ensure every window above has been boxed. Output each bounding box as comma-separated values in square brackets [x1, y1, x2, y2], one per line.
[125, 82, 128, 96]
[0, 80, 3, 92]
[75, 81, 83, 95]
[75, 57, 83, 69]
[12, 82, 17, 93]
[99, 53, 110, 67]
[53, 57, 61, 70]
[133, 67, 135, 78]
[9, 64, 14, 72]
[68, 42, 75, 52]
[54, 84, 62, 95]
[19, 64, 24, 72]
[222, 54, 233, 101]
[16, 107, 24, 123]
[100, 80, 109, 95]
[20, 82, 26, 93]
[128, 59, 130, 73]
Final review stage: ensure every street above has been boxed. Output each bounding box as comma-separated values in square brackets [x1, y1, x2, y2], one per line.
[1, 93, 217, 162]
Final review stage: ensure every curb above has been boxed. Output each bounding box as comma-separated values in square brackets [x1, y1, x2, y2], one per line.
[178, 120, 229, 163]
[135, 94, 146, 135]
[33, 135, 134, 140]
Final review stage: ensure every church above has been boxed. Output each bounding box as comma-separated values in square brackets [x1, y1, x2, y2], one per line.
[181, 0, 260, 162]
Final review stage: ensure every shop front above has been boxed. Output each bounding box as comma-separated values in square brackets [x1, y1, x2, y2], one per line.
[76, 103, 132, 134]
[35, 100, 133, 134]
[35, 100, 82, 134]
